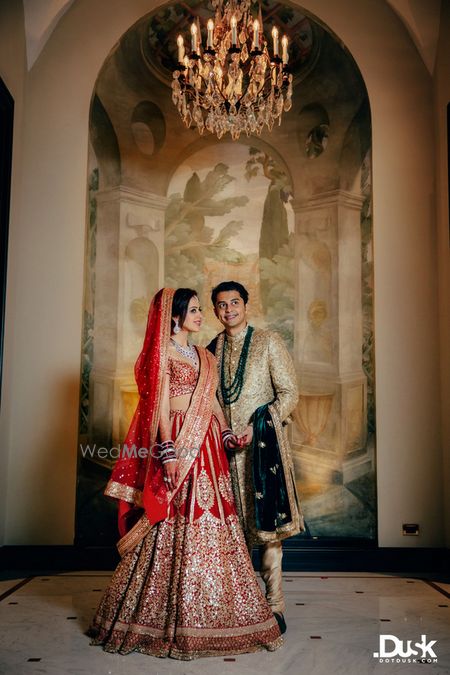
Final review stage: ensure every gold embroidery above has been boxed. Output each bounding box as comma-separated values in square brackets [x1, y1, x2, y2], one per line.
[196, 468, 215, 512]
[218, 472, 234, 504]
[172, 480, 189, 508]
[168, 357, 198, 397]
[205, 437, 226, 522]
[89, 513, 282, 659]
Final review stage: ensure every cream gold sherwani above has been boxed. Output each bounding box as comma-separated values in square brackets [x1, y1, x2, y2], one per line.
[211, 325, 304, 613]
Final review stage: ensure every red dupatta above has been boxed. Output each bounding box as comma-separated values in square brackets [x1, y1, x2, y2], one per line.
[104, 287, 218, 556]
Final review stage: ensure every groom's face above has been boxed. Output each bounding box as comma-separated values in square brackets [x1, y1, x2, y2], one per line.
[214, 290, 247, 331]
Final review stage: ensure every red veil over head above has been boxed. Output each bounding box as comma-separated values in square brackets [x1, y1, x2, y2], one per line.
[105, 287, 175, 537]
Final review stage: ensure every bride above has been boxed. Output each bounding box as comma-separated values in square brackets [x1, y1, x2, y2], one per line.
[88, 287, 282, 660]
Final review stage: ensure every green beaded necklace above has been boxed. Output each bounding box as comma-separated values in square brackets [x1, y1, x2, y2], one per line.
[220, 326, 254, 405]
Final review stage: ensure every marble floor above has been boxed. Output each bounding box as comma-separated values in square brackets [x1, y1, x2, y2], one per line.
[0, 571, 449, 675]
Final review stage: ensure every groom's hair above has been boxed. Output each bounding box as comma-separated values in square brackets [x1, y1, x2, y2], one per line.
[211, 281, 249, 306]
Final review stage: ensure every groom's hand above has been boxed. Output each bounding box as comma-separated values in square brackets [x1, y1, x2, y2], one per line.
[237, 424, 253, 446]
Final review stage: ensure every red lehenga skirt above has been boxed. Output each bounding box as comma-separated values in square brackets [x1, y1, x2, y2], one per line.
[88, 411, 282, 660]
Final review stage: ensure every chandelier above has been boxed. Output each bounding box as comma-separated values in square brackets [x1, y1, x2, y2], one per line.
[171, 0, 293, 140]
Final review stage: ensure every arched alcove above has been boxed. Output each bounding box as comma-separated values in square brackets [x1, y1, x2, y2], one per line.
[77, 0, 375, 547]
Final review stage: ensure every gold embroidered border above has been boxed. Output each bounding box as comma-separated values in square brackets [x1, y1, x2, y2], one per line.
[144, 287, 175, 484]
[95, 616, 278, 639]
[170, 348, 217, 497]
[117, 513, 152, 557]
[175, 617, 277, 638]
[204, 436, 225, 523]
[104, 480, 143, 506]
[168, 638, 283, 659]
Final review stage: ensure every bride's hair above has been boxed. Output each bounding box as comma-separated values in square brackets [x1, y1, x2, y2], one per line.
[171, 288, 198, 332]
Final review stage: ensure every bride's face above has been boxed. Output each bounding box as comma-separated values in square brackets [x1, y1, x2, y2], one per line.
[182, 296, 203, 333]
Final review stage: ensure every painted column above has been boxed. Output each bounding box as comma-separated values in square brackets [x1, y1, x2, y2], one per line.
[89, 186, 167, 462]
[291, 189, 371, 485]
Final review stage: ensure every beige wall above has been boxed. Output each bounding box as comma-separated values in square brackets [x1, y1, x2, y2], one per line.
[434, 0, 450, 547]
[0, 0, 446, 547]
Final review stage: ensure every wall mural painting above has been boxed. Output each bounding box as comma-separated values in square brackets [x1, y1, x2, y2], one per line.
[165, 143, 295, 348]
[76, 1, 376, 547]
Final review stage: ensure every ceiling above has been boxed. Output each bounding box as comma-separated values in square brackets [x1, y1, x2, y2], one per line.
[22, 0, 442, 73]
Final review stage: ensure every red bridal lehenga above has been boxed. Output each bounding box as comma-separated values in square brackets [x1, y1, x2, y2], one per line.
[88, 288, 282, 660]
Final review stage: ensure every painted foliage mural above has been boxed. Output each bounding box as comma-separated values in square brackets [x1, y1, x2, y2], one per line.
[165, 143, 295, 347]
[76, 0, 375, 546]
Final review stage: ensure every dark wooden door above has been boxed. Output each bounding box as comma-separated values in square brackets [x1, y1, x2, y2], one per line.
[0, 77, 14, 408]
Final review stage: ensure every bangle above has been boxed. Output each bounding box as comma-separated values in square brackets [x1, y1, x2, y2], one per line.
[160, 440, 176, 464]
[162, 457, 177, 465]
[221, 428, 234, 449]
[161, 451, 176, 464]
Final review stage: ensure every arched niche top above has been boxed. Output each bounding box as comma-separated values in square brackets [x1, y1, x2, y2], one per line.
[163, 134, 294, 197]
[131, 101, 166, 156]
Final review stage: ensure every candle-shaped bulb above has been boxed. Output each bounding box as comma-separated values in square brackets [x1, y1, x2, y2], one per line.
[191, 23, 198, 52]
[272, 26, 279, 56]
[231, 15, 237, 46]
[184, 55, 190, 83]
[253, 19, 260, 50]
[207, 19, 214, 48]
[281, 34, 288, 64]
[177, 34, 185, 62]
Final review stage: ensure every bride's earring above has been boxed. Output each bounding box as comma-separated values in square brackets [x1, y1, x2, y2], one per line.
[173, 319, 181, 334]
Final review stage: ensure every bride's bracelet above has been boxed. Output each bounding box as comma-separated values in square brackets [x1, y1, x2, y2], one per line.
[160, 440, 177, 464]
[221, 428, 234, 448]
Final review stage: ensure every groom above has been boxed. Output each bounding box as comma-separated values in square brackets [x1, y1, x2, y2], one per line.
[207, 280, 304, 633]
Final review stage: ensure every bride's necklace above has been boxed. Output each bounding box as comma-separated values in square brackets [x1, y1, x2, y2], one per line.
[170, 338, 199, 368]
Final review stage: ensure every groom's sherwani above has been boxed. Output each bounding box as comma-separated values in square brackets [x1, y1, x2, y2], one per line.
[208, 326, 304, 612]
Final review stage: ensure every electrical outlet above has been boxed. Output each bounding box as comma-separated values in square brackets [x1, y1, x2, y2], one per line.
[402, 523, 419, 536]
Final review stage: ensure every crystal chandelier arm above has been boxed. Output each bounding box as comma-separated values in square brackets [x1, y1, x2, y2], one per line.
[171, 1, 292, 139]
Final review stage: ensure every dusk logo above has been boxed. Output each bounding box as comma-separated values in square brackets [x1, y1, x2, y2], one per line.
[373, 635, 438, 663]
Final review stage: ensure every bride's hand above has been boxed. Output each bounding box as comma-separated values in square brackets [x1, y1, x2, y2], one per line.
[163, 460, 179, 491]
[224, 434, 241, 450]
